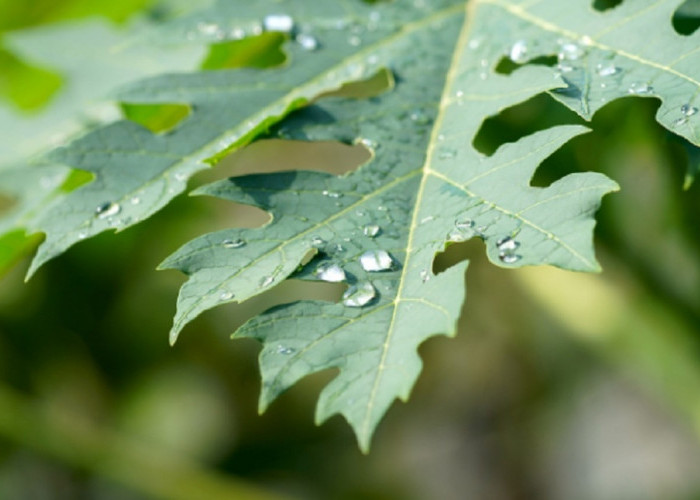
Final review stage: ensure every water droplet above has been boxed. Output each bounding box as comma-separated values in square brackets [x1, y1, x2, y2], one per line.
[455, 218, 474, 230]
[499, 253, 521, 264]
[130, 196, 141, 205]
[437, 134, 445, 142]
[628, 82, 653, 95]
[334, 243, 345, 253]
[263, 14, 294, 32]
[420, 269, 430, 283]
[596, 62, 620, 77]
[455, 90, 464, 98]
[322, 190, 342, 198]
[197, 22, 220, 36]
[410, 110, 431, 125]
[438, 148, 457, 160]
[342, 281, 376, 307]
[674, 117, 688, 127]
[78, 231, 88, 240]
[348, 35, 361, 46]
[219, 291, 234, 301]
[509, 40, 528, 63]
[420, 215, 435, 225]
[223, 238, 246, 249]
[496, 236, 520, 252]
[468, 38, 482, 50]
[296, 33, 319, 51]
[360, 249, 394, 272]
[316, 263, 346, 282]
[579, 35, 593, 46]
[277, 345, 295, 355]
[96, 202, 121, 219]
[311, 236, 325, 247]
[230, 27, 245, 39]
[559, 42, 584, 61]
[260, 276, 274, 288]
[175, 172, 187, 182]
[360, 138, 377, 149]
[363, 224, 381, 237]
[681, 104, 698, 117]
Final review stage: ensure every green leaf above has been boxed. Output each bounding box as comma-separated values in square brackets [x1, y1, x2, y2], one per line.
[161, 1, 619, 450]
[23, 0, 462, 277]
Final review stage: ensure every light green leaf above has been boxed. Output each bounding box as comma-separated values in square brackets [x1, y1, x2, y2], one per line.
[162, 1, 618, 450]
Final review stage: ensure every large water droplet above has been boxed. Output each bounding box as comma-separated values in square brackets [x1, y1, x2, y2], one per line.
[342, 281, 376, 307]
[681, 104, 698, 117]
[223, 238, 246, 249]
[315, 263, 346, 282]
[263, 14, 294, 32]
[499, 253, 521, 264]
[360, 249, 394, 272]
[496, 236, 520, 252]
[296, 33, 319, 51]
[509, 40, 528, 63]
[363, 224, 381, 237]
[96, 202, 121, 219]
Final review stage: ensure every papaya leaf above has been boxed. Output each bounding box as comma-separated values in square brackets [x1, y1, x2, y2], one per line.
[161, 1, 619, 450]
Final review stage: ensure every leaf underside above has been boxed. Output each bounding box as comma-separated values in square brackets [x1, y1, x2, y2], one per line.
[4, 0, 700, 450]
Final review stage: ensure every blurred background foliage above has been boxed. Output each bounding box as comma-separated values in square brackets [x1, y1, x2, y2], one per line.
[1, 1, 700, 499]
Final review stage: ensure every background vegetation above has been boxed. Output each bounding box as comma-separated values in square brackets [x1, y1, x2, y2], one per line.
[1, 1, 700, 498]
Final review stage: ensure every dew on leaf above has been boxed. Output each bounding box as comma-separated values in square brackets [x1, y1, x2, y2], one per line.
[558, 42, 584, 61]
[438, 148, 457, 160]
[509, 40, 528, 63]
[681, 104, 698, 117]
[315, 263, 346, 282]
[223, 238, 246, 249]
[496, 236, 520, 252]
[263, 14, 294, 32]
[420, 269, 430, 283]
[342, 281, 376, 307]
[348, 35, 361, 46]
[130, 196, 141, 205]
[410, 110, 431, 125]
[78, 231, 88, 240]
[296, 33, 319, 51]
[96, 202, 121, 219]
[311, 236, 325, 247]
[219, 291, 234, 301]
[360, 249, 394, 272]
[596, 62, 620, 77]
[455, 218, 474, 230]
[499, 253, 521, 264]
[363, 224, 381, 237]
[277, 345, 295, 355]
[322, 190, 342, 198]
[628, 82, 653, 94]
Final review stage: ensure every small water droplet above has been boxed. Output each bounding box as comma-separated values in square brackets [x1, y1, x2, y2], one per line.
[438, 148, 457, 160]
[363, 224, 381, 237]
[78, 231, 88, 240]
[277, 345, 295, 355]
[263, 14, 294, 32]
[497, 236, 520, 252]
[342, 281, 376, 307]
[674, 117, 688, 127]
[681, 104, 698, 117]
[130, 196, 141, 205]
[335, 243, 345, 253]
[468, 37, 482, 50]
[316, 263, 346, 282]
[197, 22, 220, 36]
[579, 35, 593, 46]
[348, 35, 361, 46]
[420, 215, 435, 225]
[420, 269, 430, 283]
[559, 42, 584, 61]
[230, 27, 245, 39]
[628, 82, 653, 95]
[455, 218, 474, 230]
[410, 110, 431, 125]
[509, 40, 528, 63]
[322, 190, 342, 198]
[260, 276, 274, 288]
[437, 134, 445, 142]
[219, 291, 234, 301]
[96, 202, 121, 219]
[296, 33, 319, 51]
[360, 249, 394, 272]
[499, 253, 521, 264]
[596, 62, 620, 77]
[223, 238, 246, 249]
[174, 172, 187, 182]
[360, 138, 377, 149]
[311, 236, 325, 247]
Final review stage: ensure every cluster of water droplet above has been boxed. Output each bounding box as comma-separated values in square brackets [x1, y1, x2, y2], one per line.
[496, 235, 521, 264]
[674, 103, 698, 127]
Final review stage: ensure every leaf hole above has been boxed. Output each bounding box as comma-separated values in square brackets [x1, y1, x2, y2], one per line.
[473, 93, 584, 157]
[121, 103, 191, 134]
[433, 238, 486, 275]
[592, 0, 624, 12]
[673, 0, 700, 35]
[318, 68, 394, 100]
[200, 32, 287, 70]
[494, 55, 558, 75]
[215, 138, 372, 177]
